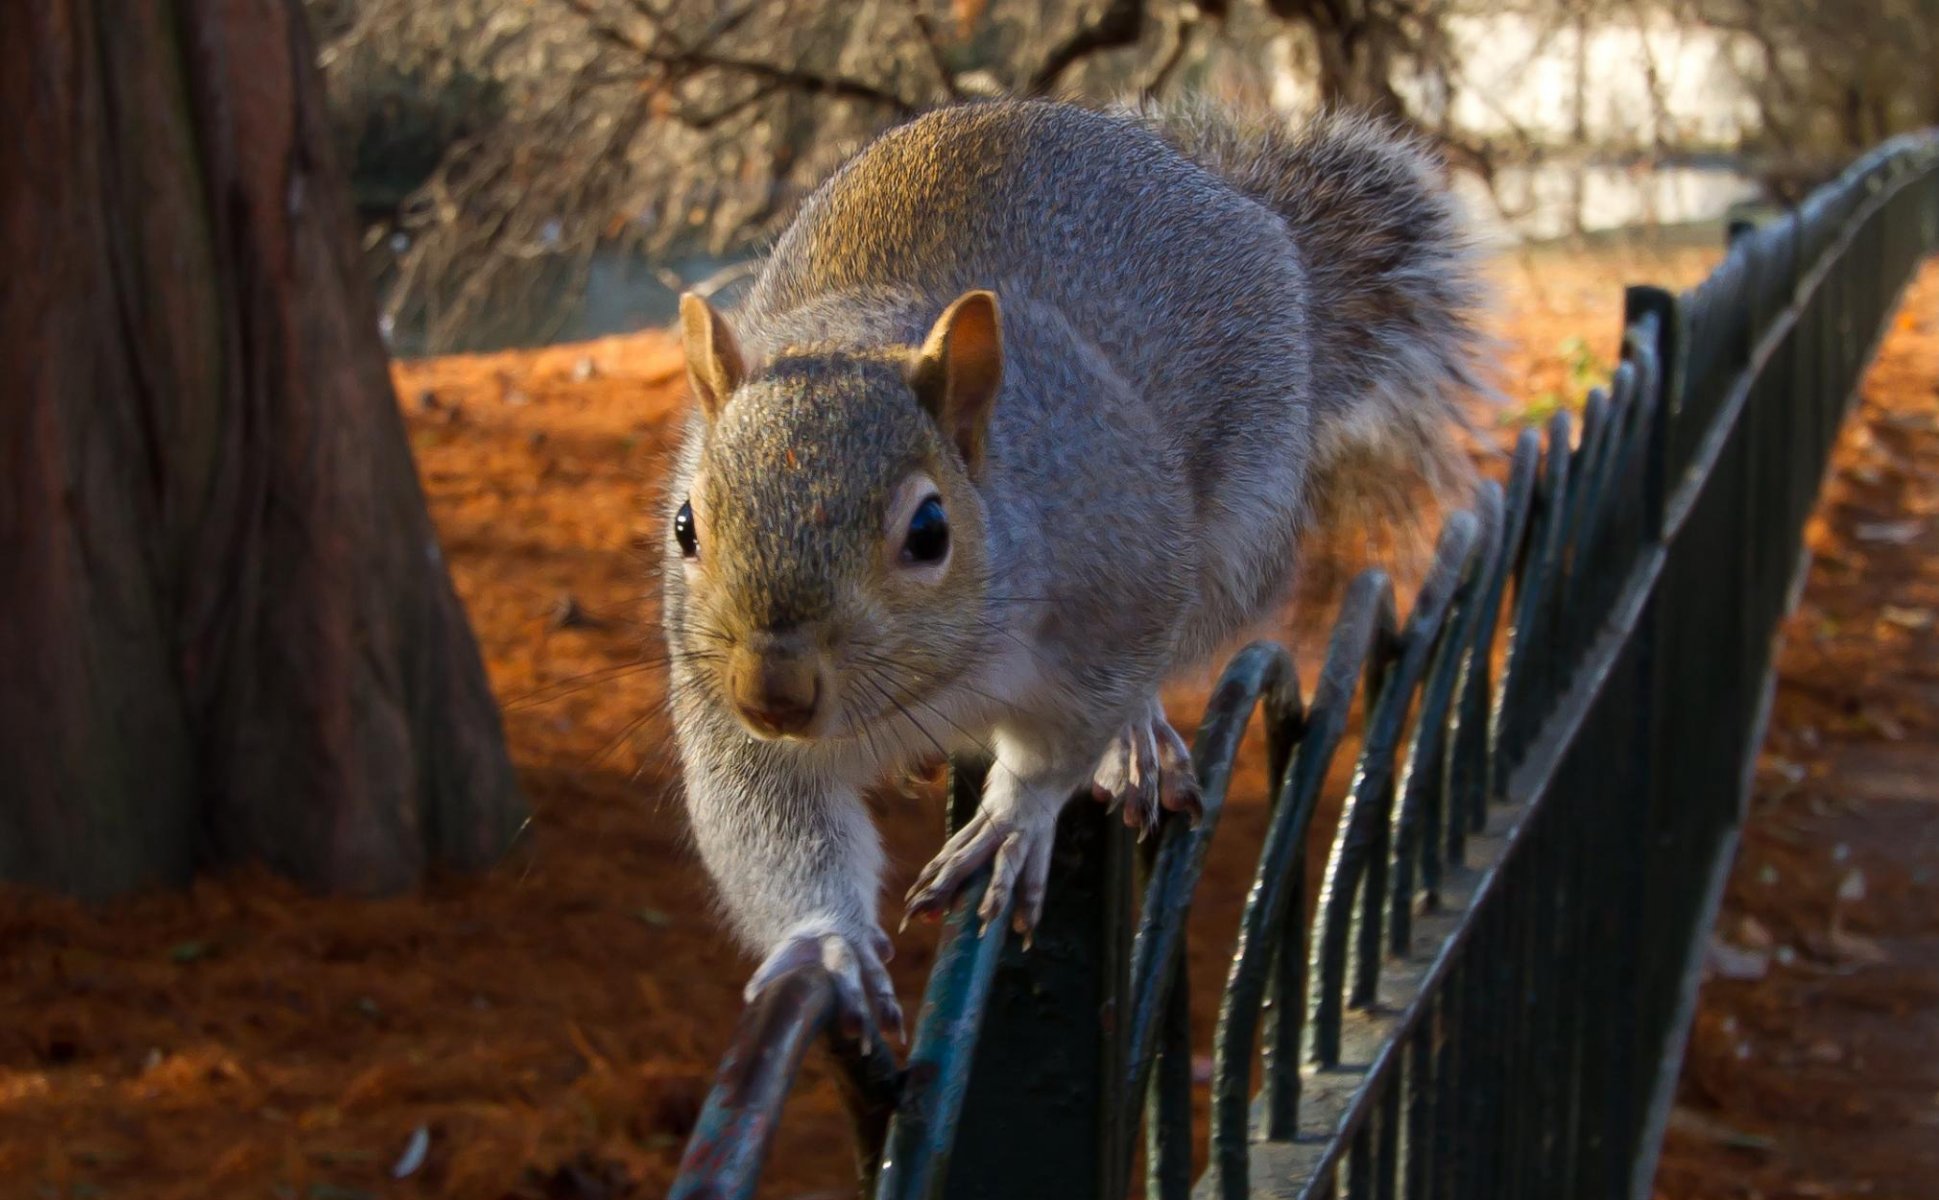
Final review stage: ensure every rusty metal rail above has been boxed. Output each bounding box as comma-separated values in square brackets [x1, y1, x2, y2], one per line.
[668, 129, 1939, 1200]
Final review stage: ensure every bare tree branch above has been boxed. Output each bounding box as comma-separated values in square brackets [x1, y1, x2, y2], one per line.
[1141, 7, 1200, 97]
[334, 0, 1826, 352]
[1029, 0, 1149, 95]
[905, 0, 965, 100]
[657, 48, 918, 112]
[555, 0, 918, 113]
[675, 79, 785, 130]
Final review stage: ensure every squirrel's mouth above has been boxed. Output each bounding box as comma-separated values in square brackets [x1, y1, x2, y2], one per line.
[724, 637, 832, 741]
[730, 695, 824, 741]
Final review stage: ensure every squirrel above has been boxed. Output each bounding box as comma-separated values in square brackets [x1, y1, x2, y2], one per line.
[660, 97, 1487, 1042]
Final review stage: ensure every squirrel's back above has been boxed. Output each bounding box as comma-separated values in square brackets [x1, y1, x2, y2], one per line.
[741, 101, 1318, 514]
[1123, 98, 1488, 519]
[745, 101, 1292, 322]
[740, 99, 1483, 529]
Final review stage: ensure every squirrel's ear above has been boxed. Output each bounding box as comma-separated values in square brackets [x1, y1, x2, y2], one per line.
[679, 292, 746, 423]
[909, 289, 1002, 474]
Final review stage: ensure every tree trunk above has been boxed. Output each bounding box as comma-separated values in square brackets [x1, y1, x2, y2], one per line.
[0, 0, 526, 899]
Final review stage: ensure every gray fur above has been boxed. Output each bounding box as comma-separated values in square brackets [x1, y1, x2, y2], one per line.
[660, 98, 1488, 1028]
[1121, 96, 1494, 521]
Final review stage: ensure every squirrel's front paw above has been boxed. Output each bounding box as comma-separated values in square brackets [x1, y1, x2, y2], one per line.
[1090, 702, 1202, 837]
[903, 809, 1057, 941]
[745, 923, 903, 1047]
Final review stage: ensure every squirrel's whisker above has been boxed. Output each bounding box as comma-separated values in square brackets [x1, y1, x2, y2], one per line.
[852, 664, 1001, 769]
[502, 659, 668, 710]
[849, 669, 955, 767]
[585, 699, 670, 771]
[847, 648, 1009, 713]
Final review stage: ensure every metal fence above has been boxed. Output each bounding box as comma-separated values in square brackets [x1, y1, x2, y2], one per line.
[667, 131, 1939, 1200]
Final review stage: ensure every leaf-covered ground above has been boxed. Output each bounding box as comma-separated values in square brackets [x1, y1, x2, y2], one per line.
[1651, 263, 1939, 1200]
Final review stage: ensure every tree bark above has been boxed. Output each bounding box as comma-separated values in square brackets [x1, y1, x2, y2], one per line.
[0, 0, 526, 899]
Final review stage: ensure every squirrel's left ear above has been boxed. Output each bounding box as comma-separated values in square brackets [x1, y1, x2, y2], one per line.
[679, 292, 746, 423]
[909, 289, 1002, 475]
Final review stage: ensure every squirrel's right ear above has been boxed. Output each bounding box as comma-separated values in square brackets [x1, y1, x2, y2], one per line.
[909, 289, 1002, 475]
[679, 293, 746, 423]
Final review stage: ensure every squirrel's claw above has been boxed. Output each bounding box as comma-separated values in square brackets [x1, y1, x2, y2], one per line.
[903, 811, 1000, 923]
[977, 819, 1054, 937]
[1153, 714, 1204, 825]
[745, 925, 904, 1049]
[904, 809, 1055, 943]
[1092, 703, 1202, 833]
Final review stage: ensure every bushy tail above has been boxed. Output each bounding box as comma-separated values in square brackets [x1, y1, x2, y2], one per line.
[1122, 98, 1495, 533]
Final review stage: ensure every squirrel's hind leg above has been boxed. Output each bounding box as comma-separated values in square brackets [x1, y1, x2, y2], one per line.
[1090, 697, 1202, 836]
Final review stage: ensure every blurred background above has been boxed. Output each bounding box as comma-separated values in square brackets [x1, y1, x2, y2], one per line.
[306, 0, 1939, 353]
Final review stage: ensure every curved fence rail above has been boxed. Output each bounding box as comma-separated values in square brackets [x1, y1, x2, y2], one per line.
[669, 130, 1939, 1200]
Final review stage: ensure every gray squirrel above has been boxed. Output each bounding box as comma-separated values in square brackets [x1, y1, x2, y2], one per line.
[661, 97, 1486, 1041]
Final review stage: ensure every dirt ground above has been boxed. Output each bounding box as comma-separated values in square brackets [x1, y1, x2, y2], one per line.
[1649, 263, 1939, 1200]
[8, 244, 1930, 1200]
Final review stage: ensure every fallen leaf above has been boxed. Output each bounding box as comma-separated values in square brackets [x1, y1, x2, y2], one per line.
[1854, 519, 1922, 544]
[1737, 915, 1774, 949]
[1666, 1105, 1774, 1151]
[1706, 936, 1771, 981]
[1871, 712, 1908, 740]
[393, 1124, 430, 1179]
[1826, 927, 1890, 965]
[1882, 605, 1933, 628]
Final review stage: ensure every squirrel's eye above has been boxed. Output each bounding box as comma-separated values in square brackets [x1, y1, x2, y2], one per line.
[902, 496, 949, 565]
[674, 499, 699, 559]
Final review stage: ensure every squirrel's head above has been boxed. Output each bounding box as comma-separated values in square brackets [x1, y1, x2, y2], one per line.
[665, 289, 1003, 745]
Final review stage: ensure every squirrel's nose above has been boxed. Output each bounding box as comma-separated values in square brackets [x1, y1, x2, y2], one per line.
[727, 635, 824, 738]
